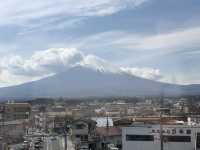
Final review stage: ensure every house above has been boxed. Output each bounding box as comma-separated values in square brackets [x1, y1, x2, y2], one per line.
[71, 119, 97, 150]
[95, 127, 122, 150]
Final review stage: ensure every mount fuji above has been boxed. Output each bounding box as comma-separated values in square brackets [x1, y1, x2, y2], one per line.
[0, 66, 199, 100]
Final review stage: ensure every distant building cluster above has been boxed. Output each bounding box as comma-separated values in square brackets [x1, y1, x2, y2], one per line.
[0, 96, 200, 150]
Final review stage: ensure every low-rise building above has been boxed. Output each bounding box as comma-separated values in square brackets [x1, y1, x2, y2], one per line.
[1, 103, 31, 121]
[122, 122, 200, 150]
[71, 119, 96, 150]
[0, 119, 28, 144]
[96, 127, 122, 150]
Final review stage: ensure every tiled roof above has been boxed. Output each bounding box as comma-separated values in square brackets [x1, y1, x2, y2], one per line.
[96, 127, 121, 137]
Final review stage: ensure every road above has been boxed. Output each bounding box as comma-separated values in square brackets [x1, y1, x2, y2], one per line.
[9, 134, 75, 150]
[8, 144, 24, 150]
[66, 136, 75, 150]
[44, 136, 75, 150]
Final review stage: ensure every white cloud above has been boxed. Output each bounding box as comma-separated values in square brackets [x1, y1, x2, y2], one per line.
[80, 55, 121, 73]
[0, 48, 84, 76]
[0, 0, 148, 26]
[75, 26, 200, 55]
[160, 75, 200, 85]
[0, 70, 47, 87]
[129, 27, 200, 51]
[65, 27, 200, 85]
[0, 47, 163, 87]
[1, 26, 200, 86]
[121, 67, 162, 80]
[80, 55, 163, 80]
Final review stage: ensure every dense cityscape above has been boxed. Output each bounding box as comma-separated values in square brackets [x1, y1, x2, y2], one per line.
[0, 96, 200, 150]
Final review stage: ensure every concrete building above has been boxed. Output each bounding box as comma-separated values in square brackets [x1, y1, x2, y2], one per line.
[1, 103, 31, 121]
[96, 127, 122, 150]
[71, 119, 96, 150]
[0, 119, 28, 144]
[122, 123, 200, 150]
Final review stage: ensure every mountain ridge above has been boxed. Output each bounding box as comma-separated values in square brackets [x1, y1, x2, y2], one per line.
[0, 66, 199, 100]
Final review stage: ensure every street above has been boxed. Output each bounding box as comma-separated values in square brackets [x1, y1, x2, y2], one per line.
[44, 136, 75, 150]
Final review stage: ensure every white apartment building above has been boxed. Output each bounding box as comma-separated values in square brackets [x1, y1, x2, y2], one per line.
[122, 123, 200, 150]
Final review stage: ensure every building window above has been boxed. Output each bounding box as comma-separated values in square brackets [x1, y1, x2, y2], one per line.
[186, 129, 191, 134]
[172, 129, 176, 134]
[81, 135, 88, 141]
[76, 124, 85, 129]
[167, 129, 170, 134]
[179, 129, 184, 134]
[163, 136, 191, 142]
[196, 133, 200, 148]
[126, 135, 154, 141]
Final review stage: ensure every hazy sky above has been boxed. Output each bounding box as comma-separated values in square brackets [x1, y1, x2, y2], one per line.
[0, 0, 200, 87]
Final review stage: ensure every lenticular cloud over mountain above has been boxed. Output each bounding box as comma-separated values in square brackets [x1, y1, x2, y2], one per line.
[0, 48, 163, 87]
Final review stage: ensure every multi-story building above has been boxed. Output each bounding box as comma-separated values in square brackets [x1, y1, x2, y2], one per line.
[0, 103, 31, 146]
[71, 119, 96, 149]
[122, 123, 200, 150]
[1, 103, 31, 121]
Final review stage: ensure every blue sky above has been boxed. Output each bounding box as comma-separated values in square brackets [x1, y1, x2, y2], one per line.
[0, 0, 200, 86]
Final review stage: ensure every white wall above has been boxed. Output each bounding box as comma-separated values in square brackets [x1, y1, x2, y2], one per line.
[122, 125, 199, 150]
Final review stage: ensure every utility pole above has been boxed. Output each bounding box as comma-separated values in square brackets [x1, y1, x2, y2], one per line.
[64, 122, 70, 150]
[106, 115, 109, 133]
[0, 105, 5, 150]
[160, 86, 164, 150]
[64, 130, 67, 150]
[105, 115, 109, 150]
[160, 110, 164, 150]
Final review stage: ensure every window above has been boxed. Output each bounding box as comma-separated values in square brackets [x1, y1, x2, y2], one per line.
[76, 135, 81, 138]
[126, 135, 154, 141]
[81, 135, 88, 141]
[172, 129, 176, 134]
[76, 124, 85, 129]
[186, 129, 191, 134]
[167, 129, 170, 134]
[179, 129, 184, 134]
[196, 133, 200, 148]
[163, 136, 191, 142]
